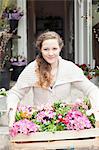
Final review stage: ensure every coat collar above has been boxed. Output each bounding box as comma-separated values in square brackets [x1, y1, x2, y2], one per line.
[16, 57, 84, 89]
[54, 57, 84, 87]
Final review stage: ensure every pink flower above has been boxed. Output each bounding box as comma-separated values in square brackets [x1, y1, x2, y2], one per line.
[10, 119, 38, 137]
[9, 125, 19, 137]
[63, 110, 92, 130]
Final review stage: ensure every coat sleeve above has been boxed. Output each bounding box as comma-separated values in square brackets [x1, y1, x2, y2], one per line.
[7, 83, 31, 127]
[72, 76, 99, 120]
[7, 61, 36, 127]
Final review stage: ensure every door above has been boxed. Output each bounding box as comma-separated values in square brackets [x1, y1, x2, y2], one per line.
[74, 0, 93, 66]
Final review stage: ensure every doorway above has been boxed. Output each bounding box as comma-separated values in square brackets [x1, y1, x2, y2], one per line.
[27, 0, 74, 62]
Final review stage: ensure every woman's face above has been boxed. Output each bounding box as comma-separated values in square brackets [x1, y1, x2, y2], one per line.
[41, 39, 61, 66]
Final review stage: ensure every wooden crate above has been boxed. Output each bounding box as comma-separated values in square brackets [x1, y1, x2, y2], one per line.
[10, 121, 99, 150]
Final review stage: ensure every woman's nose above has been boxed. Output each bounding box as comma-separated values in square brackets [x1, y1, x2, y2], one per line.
[48, 50, 54, 55]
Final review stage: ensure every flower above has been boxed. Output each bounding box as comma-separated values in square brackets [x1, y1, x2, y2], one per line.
[10, 98, 96, 137]
[2, 7, 24, 21]
[76, 64, 96, 80]
[10, 119, 39, 137]
[10, 55, 27, 66]
[62, 110, 92, 130]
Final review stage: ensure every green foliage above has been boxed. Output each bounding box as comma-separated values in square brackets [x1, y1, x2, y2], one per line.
[15, 111, 22, 121]
[88, 114, 96, 128]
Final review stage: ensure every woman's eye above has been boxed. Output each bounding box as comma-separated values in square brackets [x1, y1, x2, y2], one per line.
[43, 48, 49, 51]
[53, 48, 57, 50]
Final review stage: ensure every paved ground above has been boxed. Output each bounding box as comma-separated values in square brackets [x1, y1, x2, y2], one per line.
[0, 134, 10, 150]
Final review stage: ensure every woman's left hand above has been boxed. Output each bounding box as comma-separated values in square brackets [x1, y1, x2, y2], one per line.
[86, 108, 99, 121]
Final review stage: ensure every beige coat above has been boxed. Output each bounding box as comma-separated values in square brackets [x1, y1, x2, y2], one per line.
[7, 57, 99, 125]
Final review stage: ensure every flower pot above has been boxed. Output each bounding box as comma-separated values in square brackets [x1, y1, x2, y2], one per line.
[9, 20, 18, 34]
[0, 69, 10, 90]
[11, 65, 26, 81]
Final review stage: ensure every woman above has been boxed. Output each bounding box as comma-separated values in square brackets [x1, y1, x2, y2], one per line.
[7, 31, 99, 127]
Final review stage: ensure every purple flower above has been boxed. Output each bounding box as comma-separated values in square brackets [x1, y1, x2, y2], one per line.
[36, 110, 55, 123]
[10, 55, 27, 66]
[2, 7, 24, 21]
[17, 104, 32, 113]
[10, 11, 23, 20]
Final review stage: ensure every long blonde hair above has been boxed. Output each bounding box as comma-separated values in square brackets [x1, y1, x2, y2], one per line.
[35, 31, 64, 88]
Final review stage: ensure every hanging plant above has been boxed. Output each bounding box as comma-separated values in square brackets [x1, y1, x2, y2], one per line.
[2, 6, 24, 34]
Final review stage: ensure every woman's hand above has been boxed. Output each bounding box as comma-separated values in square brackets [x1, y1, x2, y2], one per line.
[86, 108, 99, 121]
[8, 108, 16, 127]
[7, 92, 19, 127]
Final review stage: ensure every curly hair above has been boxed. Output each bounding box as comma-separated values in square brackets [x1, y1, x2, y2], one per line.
[35, 31, 64, 88]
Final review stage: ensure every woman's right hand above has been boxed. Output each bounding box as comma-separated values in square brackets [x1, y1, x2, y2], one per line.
[7, 93, 19, 127]
[8, 108, 16, 127]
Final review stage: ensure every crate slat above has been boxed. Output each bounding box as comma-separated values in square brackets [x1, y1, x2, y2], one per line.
[10, 139, 99, 150]
[11, 128, 99, 142]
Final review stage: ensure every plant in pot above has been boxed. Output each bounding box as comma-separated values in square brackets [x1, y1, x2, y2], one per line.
[2, 6, 24, 36]
[76, 64, 96, 80]
[77, 64, 99, 86]
[0, 30, 12, 90]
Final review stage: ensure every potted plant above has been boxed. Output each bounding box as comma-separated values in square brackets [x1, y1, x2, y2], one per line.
[2, 6, 24, 35]
[77, 64, 99, 86]
[76, 64, 95, 80]
[0, 30, 12, 90]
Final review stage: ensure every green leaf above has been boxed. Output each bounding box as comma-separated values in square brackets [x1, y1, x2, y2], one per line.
[15, 111, 22, 121]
